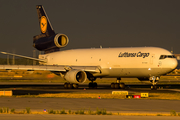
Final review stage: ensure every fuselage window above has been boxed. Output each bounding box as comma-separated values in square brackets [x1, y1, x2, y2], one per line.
[159, 55, 176, 59]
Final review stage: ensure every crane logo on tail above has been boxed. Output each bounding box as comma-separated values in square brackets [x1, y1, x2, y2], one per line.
[40, 16, 47, 33]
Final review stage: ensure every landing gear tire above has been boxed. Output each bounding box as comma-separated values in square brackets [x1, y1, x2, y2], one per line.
[111, 83, 115, 89]
[64, 83, 79, 89]
[151, 85, 157, 90]
[64, 82, 68, 89]
[93, 82, 97, 89]
[68, 83, 73, 89]
[115, 83, 120, 89]
[120, 83, 125, 89]
[88, 82, 97, 89]
[73, 84, 79, 89]
[89, 82, 93, 89]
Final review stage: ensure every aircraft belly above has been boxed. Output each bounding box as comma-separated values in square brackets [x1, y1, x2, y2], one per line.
[93, 67, 173, 78]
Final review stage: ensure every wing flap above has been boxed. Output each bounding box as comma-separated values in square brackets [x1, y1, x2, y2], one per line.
[70, 66, 100, 73]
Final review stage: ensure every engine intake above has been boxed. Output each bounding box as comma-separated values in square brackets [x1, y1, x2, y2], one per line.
[33, 33, 69, 51]
[54, 34, 69, 48]
[64, 70, 87, 83]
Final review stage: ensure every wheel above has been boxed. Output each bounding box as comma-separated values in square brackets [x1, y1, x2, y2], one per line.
[151, 85, 157, 90]
[68, 83, 73, 89]
[64, 82, 68, 89]
[88, 82, 93, 89]
[93, 82, 97, 89]
[115, 83, 119, 89]
[88, 82, 97, 89]
[111, 83, 115, 89]
[73, 84, 79, 89]
[120, 83, 125, 89]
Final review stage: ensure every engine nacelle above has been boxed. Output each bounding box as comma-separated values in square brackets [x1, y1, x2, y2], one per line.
[64, 70, 87, 83]
[54, 33, 69, 48]
[33, 33, 69, 51]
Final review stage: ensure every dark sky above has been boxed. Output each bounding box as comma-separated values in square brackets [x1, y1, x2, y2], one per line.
[0, 0, 180, 57]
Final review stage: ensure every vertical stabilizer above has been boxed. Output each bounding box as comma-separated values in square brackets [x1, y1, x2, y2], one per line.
[34, 5, 69, 54]
[36, 5, 55, 37]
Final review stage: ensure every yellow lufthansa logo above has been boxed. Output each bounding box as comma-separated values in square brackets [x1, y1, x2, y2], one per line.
[40, 16, 47, 33]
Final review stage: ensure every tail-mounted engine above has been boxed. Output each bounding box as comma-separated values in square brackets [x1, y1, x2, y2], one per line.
[34, 5, 69, 53]
[33, 33, 69, 53]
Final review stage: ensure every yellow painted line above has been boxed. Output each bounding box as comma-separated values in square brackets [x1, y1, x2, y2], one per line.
[112, 91, 128, 95]
[13, 75, 22, 78]
[0, 91, 12, 96]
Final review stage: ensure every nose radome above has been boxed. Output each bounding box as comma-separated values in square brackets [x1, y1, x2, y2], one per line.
[171, 59, 178, 69]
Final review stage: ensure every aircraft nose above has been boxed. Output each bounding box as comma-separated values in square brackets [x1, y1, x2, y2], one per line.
[171, 59, 178, 69]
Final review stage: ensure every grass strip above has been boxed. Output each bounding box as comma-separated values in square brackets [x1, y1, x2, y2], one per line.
[14, 92, 180, 100]
[0, 110, 179, 117]
[1, 107, 180, 116]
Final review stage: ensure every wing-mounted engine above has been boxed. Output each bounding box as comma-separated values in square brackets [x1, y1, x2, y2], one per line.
[33, 33, 69, 53]
[64, 69, 87, 83]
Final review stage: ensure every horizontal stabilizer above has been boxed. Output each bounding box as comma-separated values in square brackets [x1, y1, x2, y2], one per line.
[1, 51, 46, 62]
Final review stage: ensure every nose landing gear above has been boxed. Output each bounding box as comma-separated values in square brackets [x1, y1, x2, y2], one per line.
[149, 76, 159, 90]
[151, 85, 157, 90]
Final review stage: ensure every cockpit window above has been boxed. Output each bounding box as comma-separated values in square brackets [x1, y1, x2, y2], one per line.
[159, 55, 176, 59]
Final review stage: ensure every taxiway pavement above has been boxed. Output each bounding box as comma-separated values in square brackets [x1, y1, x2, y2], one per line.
[0, 83, 180, 112]
[0, 97, 180, 113]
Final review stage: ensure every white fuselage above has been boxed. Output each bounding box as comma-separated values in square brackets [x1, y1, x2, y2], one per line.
[39, 47, 178, 78]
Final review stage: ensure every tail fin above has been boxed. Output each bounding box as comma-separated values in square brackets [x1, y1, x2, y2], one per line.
[36, 5, 55, 37]
[33, 5, 69, 54]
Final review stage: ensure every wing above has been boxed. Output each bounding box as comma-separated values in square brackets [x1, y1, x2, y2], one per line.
[0, 52, 101, 73]
[0, 65, 100, 73]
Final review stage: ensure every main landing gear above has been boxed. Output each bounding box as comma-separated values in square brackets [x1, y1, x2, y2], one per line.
[88, 77, 97, 89]
[110, 78, 125, 89]
[88, 82, 97, 89]
[64, 82, 79, 89]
